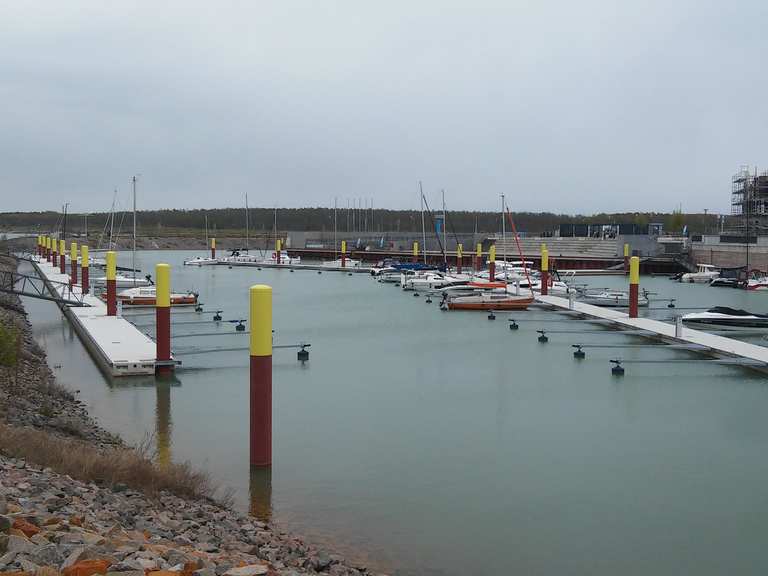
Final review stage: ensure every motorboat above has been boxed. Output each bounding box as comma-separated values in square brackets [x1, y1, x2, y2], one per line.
[402, 272, 466, 291]
[443, 292, 534, 311]
[324, 257, 362, 268]
[578, 290, 649, 308]
[709, 266, 745, 288]
[747, 277, 768, 291]
[183, 256, 219, 266]
[680, 264, 719, 284]
[92, 274, 152, 288]
[103, 286, 198, 307]
[682, 307, 768, 329]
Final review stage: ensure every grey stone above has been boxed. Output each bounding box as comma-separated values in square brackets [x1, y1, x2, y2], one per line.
[0, 515, 11, 534]
[30, 543, 63, 566]
[0, 533, 7, 555]
[0, 498, 7, 515]
[61, 546, 86, 569]
[7, 534, 35, 554]
[223, 566, 269, 576]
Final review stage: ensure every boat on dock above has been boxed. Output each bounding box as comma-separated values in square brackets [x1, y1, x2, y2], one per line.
[578, 289, 649, 308]
[103, 286, 198, 307]
[682, 307, 768, 329]
[443, 292, 534, 311]
[681, 264, 720, 283]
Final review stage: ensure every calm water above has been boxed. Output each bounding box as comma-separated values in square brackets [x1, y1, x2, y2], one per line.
[20, 251, 768, 575]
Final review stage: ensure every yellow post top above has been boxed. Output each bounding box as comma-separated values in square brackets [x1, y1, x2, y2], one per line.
[47, 237, 51, 249]
[52, 238, 58, 253]
[211, 237, 216, 249]
[629, 256, 640, 284]
[155, 263, 171, 308]
[70, 241, 78, 260]
[413, 241, 419, 256]
[457, 243, 463, 257]
[489, 244, 496, 262]
[81, 245, 89, 267]
[476, 243, 482, 257]
[276, 239, 281, 251]
[541, 245, 549, 272]
[59, 239, 65, 255]
[106, 251, 117, 280]
[37, 235, 41, 246]
[624, 243, 630, 257]
[249, 284, 272, 357]
[341, 240, 346, 253]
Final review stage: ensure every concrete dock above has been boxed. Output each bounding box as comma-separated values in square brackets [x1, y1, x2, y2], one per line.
[223, 260, 373, 273]
[536, 294, 768, 369]
[32, 258, 159, 376]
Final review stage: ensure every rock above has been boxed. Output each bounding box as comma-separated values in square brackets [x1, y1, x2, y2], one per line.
[29, 543, 63, 566]
[61, 547, 87, 569]
[7, 534, 36, 554]
[13, 518, 41, 538]
[0, 515, 15, 533]
[62, 559, 112, 576]
[111, 484, 128, 494]
[223, 566, 269, 576]
[0, 498, 7, 515]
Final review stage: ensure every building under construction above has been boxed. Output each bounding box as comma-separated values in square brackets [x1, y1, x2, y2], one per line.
[730, 167, 768, 233]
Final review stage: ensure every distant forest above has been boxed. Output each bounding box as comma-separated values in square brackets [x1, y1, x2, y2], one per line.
[0, 207, 721, 236]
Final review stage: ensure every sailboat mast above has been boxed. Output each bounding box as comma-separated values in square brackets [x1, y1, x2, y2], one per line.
[132, 176, 137, 285]
[442, 189, 447, 268]
[419, 181, 427, 265]
[204, 214, 208, 246]
[245, 192, 250, 252]
[334, 198, 338, 260]
[110, 189, 116, 249]
[501, 193, 507, 265]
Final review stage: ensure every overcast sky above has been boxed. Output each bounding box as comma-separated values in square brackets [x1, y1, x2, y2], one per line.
[1, 1, 766, 214]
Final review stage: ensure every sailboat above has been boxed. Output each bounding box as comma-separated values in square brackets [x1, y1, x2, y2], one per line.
[184, 214, 219, 266]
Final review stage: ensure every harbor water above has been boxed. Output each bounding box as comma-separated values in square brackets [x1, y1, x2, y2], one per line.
[20, 251, 768, 575]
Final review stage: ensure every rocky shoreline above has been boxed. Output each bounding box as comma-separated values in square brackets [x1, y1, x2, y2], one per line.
[0, 253, 384, 576]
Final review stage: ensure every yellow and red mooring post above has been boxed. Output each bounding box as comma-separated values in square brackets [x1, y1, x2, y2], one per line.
[250, 284, 273, 467]
[488, 244, 496, 281]
[541, 244, 549, 296]
[629, 256, 640, 318]
[211, 237, 216, 259]
[155, 263, 172, 375]
[43, 237, 48, 261]
[275, 239, 281, 264]
[475, 243, 482, 272]
[624, 243, 630, 275]
[47, 237, 52, 262]
[341, 240, 346, 268]
[106, 251, 117, 316]
[58, 239, 66, 274]
[412, 241, 419, 263]
[456, 243, 463, 274]
[81, 245, 90, 294]
[36, 236, 41, 258]
[52, 237, 58, 267]
[40, 236, 44, 258]
[70, 242, 78, 286]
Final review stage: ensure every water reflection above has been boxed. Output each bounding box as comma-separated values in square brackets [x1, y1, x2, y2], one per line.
[249, 466, 273, 522]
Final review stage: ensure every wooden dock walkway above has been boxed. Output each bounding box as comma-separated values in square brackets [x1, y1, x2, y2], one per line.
[32, 258, 159, 377]
[535, 294, 768, 370]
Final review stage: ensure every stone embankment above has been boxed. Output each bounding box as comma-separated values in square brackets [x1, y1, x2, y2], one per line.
[0, 253, 382, 576]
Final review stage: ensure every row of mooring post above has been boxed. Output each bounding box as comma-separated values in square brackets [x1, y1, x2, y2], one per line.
[37, 235, 91, 295]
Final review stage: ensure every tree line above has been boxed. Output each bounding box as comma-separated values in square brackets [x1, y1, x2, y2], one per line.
[0, 207, 722, 236]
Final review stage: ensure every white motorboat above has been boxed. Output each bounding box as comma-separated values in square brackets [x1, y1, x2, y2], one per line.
[579, 290, 649, 308]
[680, 264, 720, 284]
[104, 286, 198, 307]
[323, 258, 362, 268]
[92, 274, 152, 288]
[183, 256, 219, 266]
[683, 307, 768, 329]
[402, 272, 465, 291]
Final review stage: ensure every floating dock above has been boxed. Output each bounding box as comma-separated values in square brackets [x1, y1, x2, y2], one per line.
[32, 258, 159, 377]
[535, 294, 768, 370]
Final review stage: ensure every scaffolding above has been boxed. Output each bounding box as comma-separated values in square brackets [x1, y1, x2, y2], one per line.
[731, 167, 768, 230]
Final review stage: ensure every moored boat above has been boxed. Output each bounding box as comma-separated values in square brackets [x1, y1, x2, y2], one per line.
[92, 274, 152, 288]
[680, 264, 719, 283]
[101, 286, 198, 306]
[682, 306, 768, 329]
[579, 290, 649, 308]
[183, 256, 219, 266]
[444, 293, 534, 311]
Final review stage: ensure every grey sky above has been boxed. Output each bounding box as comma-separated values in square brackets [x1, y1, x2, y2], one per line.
[1, 1, 766, 214]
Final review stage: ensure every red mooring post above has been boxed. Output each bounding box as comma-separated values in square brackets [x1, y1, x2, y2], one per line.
[456, 243, 463, 274]
[541, 244, 549, 296]
[629, 256, 639, 318]
[341, 240, 346, 268]
[624, 243, 630, 275]
[106, 251, 117, 316]
[250, 284, 273, 467]
[81, 245, 90, 295]
[211, 237, 216, 259]
[45, 237, 51, 262]
[52, 239, 58, 268]
[70, 242, 78, 286]
[155, 263, 172, 375]
[58, 240, 66, 275]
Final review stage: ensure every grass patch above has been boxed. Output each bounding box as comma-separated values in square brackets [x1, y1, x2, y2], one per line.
[0, 323, 18, 367]
[0, 422, 228, 504]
